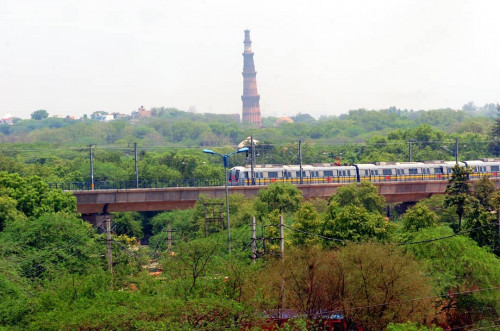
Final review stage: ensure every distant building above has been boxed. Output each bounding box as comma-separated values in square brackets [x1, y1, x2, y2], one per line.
[241, 30, 262, 127]
[238, 136, 259, 149]
[0, 113, 14, 125]
[132, 106, 152, 118]
[274, 116, 294, 127]
[0, 117, 13, 125]
[111, 112, 128, 119]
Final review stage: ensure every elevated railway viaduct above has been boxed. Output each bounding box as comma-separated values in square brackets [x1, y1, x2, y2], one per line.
[74, 179, 500, 225]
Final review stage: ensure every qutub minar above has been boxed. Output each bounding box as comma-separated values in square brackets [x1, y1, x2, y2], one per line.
[241, 30, 262, 126]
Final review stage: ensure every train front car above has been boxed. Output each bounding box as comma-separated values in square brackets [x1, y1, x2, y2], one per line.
[227, 166, 247, 186]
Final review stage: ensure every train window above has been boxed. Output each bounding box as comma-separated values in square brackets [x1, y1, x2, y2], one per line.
[296, 171, 306, 177]
[400, 169, 405, 174]
[324, 170, 333, 177]
[492, 166, 499, 172]
[382, 169, 392, 175]
[409, 168, 418, 175]
[244, 172, 249, 179]
[434, 168, 443, 174]
[347, 170, 351, 176]
[235, 170, 240, 180]
[268, 171, 278, 178]
[364, 170, 369, 176]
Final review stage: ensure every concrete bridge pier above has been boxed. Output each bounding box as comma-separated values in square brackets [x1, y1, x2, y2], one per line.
[82, 213, 113, 233]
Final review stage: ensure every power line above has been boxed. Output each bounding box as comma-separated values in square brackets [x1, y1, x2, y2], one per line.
[451, 319, 500, 330]
[283, 224, 351, 243]
[300, 286, 500, 319]
[283, 222, 499, 246]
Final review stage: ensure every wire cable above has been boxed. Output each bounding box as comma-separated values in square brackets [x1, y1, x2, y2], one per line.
[282, 222, 499, 246]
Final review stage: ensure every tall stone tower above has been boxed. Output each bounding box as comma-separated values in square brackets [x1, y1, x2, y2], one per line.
[241, 30, 262, 126]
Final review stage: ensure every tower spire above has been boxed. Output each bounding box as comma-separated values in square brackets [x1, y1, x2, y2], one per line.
[241, 30, 262, 126]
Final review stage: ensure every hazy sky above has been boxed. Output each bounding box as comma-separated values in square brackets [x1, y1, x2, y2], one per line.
[2, 0, 500, 119]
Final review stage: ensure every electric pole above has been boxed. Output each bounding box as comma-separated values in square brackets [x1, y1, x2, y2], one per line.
[251, 216, 256, 263]
[89, 144, 94, 190]
[106, 216, 113, 275]
[250, 135, 255, 185]
[409, 140, 413, 162]
[279, 214, 284, 260]
[134, 142, 139, 188]
[299, 140, 303, 184]
[167, 223, 172, 251]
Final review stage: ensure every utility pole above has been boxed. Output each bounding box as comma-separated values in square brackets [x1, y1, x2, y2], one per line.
[251, 216, 256, 263]
[279, 215, 286, 318]
[299, 140, 303, 184]
[167, 223, 172, 251]
[279, 214, 284, 260]
[106, 216, 113, 276]
[455, 138, 459, 164]
[497, 209, 500, 254]
[134, 142, 139, 188]
[89, 144, 94, 190]
[250, 135, 255, 185]
[409, 140, 413, 162]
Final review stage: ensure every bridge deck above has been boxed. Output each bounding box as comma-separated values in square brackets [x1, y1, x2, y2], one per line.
[73, 179, 500, 214]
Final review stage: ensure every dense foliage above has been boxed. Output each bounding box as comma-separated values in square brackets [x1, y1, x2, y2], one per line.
[1, 108, 499, 329]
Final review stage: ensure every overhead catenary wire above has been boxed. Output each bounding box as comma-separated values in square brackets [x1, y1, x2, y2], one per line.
[283, 222, 499, 246]
[451, 319, 500, 330]
[293, 286, 500, 320]
[186, 287, 500, 331]
[1, 138, 498, 152]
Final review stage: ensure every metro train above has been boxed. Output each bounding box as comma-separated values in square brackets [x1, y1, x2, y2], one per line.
[228, 159, 500, 185]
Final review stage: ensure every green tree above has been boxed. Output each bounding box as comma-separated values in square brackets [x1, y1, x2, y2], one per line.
[490, 104, 500, 155]
[0, 213, 102, 281]
[254, 183, 302, 219]
[0, 172, 76, 218]
[30, 109, 49, 120]
[331, 181, 386, 215]
[405, 226, 500, 327]
[0, 195, 25, 230]
[402, 204, 438, 232]
[291, 203, 321, 246]
[463, 199, 498, 254]
[112, 212, 144, 239]
[160, 238, 219, 291]
[253, 245, 437, 329]
[444, 165, 473, 231]
[322, 205, 393, 244]
[473, 175, 495, 209]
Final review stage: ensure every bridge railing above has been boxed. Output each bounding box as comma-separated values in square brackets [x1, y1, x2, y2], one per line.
[48, 171, 499, 191]
[49, 178, 225, 191]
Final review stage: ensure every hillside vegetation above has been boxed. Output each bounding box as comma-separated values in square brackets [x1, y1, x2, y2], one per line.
[0, 106, 499, 329]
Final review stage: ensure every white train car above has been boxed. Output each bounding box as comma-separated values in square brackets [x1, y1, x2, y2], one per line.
[228, 159, 500, 185]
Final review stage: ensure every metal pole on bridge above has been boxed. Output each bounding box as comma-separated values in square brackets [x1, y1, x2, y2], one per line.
[89, 145, 94, 190]
[134, 142, 139, 188]
[409, 140, 413, 162]
[299, 140, 303, 184]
